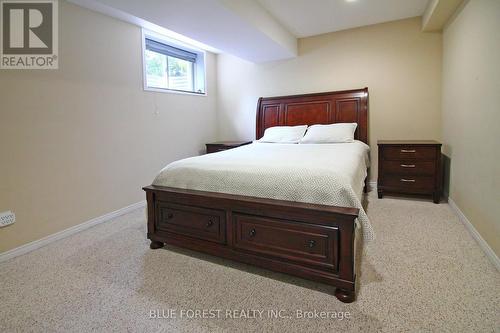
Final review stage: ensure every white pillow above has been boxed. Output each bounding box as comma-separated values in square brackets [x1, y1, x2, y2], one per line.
[258, 125, 308, 143]
[300, 123, 357, 144]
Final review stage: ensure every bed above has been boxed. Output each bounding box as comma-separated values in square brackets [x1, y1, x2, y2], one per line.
[143, 88, 370, 303]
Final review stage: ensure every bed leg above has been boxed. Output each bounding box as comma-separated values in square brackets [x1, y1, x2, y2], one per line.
[150, 241, 164, 249]
[335, 288, 355, 303]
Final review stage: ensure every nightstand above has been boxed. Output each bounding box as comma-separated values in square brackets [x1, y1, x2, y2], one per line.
[377, 140, 442, 203]
[205, 141, 252, 154]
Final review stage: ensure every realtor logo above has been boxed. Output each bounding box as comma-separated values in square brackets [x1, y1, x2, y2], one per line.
[1, 0, 58, 69]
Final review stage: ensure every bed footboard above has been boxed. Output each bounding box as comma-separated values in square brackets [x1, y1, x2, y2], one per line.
[143, 185, 358, 303]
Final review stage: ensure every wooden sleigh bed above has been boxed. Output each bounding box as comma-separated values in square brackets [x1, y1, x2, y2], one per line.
[143, 88, 369, 303]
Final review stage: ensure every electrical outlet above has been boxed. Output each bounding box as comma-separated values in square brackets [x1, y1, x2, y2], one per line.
[0, 211, 15, 227]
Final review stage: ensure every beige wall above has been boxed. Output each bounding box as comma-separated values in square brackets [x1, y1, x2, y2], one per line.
[0, 1, 218, 252]
[216, 17, 443, 180]
[442, 0, 500, 256]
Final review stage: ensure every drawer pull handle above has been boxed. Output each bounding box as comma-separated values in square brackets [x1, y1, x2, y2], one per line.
[307, 240, 316, 248]
[206, 219, 214, 227]
[167, 213, 174, 219]
[400, 164, 416, 168]
[400, 178, 416, 182]
[249, 229, 256, 237]
[401, 149, 416, 153]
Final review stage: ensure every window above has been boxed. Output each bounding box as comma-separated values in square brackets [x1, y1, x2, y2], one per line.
[143, 31, 206, 95]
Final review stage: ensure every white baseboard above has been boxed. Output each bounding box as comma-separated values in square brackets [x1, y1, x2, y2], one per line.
[448, 198, 500, 271]
[0, 200, 146, 263]
[368, 181, 377, 191]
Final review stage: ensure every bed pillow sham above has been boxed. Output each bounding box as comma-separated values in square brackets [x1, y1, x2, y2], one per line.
[300, 123, 357, 144]
[258, 125, 308, 143]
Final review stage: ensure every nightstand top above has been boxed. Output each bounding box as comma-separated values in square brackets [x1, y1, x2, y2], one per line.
[206, 141, 252, 146]
[377, 140, 441, 145]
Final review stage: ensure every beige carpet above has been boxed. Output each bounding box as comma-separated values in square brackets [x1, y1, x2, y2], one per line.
[1, 192, 499, 332]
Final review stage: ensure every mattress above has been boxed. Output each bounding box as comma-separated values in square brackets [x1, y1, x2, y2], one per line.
[153, 141, 374, 241]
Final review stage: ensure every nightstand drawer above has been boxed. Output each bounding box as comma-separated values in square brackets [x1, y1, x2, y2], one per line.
[381, 160, 435, 176]
[206, 146, 230, 154]
[383, 175, 434, 191]
[382, 146, 437, 161]
[206, 141, 252, 154]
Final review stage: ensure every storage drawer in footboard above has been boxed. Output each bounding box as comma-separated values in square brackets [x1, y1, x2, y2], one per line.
[233, 213, 339, 272]
[156, 202, 226, 244]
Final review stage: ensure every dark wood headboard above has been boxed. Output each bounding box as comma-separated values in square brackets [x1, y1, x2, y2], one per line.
[256, 88, 369, 144]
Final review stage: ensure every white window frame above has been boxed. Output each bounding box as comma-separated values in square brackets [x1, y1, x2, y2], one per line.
[142, 29, 207, 96]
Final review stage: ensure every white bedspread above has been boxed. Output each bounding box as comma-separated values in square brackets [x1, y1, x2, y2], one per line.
[153, 141, 374, 241]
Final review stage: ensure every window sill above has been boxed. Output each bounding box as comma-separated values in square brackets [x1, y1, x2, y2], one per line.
[144, 86, 207, 97]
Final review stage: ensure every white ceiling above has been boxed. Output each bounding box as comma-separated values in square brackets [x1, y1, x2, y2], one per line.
[258, 0, 430, 37]
[70, 0, 431, 63]
[70, 0, 297, 62]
